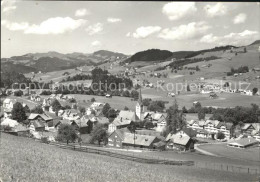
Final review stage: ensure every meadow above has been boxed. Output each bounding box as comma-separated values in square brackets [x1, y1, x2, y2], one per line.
[0, 133, 257, 182]
[197, 143, 260, 163]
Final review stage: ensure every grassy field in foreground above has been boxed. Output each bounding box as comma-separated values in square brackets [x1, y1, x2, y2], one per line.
[0, 133, 258, 182]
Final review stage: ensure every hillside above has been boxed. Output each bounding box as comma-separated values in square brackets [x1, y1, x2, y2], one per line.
[0, 133, 254, 182]
[126, 49, 173, 63]
[249, 40, 260, 45]
[1, 50, 127, 73]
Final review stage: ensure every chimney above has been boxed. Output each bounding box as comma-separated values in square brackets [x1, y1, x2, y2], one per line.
[120, 117, 122, 122]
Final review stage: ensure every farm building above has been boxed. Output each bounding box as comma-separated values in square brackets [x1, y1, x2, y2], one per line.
[227, 138, 259, 149]
[28, 113, 53, 127]
[166, 134, 195, 151]
[54, 119, 72, 129]
[107, 128, 131, 148]
[30, 120, 45, 131]
[122, 133, 160, 149]
[71, 118, 92, 134]
[176, 127, 197, 138]
[108, 117, 133, 133]
[13, 124, 30, 137]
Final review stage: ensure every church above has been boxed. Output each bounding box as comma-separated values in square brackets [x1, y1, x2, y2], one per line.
[135, 88, 146, 120]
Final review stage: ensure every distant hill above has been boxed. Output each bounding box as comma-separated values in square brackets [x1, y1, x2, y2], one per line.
[249, 40, 260, 46]
[169, 51, 195, 60]
[93, 50, 126, 59]
[126, 49, 173, 63]
[1, 50, 127, 73]
[1, 62, 37, 74]
[184, 45, 238, 58]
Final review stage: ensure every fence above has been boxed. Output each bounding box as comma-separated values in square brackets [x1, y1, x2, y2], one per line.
[195, 161, 259, 175]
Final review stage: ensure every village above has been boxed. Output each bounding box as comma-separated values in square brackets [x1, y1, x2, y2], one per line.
[1, 85, 260, 152]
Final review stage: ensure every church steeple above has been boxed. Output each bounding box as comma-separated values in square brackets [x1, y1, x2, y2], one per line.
[138, 88, 143, 105]
[136, 88, 143, 120]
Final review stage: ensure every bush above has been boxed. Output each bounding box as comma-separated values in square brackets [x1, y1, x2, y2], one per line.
[90, 98, 96, 102]
[14, 90, 23, 96]
[216, 132, 225, 140]
[41, 137, 49, 144]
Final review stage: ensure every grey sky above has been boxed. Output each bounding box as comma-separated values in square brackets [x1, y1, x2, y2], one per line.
[1, 1, 259, 58]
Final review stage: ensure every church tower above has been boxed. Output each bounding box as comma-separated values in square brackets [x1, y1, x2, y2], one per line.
[136, 88, 143, 120]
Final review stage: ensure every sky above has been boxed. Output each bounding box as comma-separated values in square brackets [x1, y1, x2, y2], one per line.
[1, 1, 260, 58]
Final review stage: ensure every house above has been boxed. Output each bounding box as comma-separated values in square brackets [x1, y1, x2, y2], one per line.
[105, 94, 112, 98]
[227, 138, 259, 149]
[168, 92, 175, 97]
[143, 112, 167, 132]
[54, 119, 72, 129]
[135, 129, 165, 141]
[0, 118, 19, 128]
[62, 109, 80, 121]
[241, 124, 257, 135]
[188, 120, 207, 130]
[107, 128, 131, 148]
[166, 134, 195, 151]
[195, 129, 209, 138]
[204, 120, 220, 135]
[71, 118, 91, 134]
[31, 95, 41, 102]
[42, 98, 51, 107]
[118, 110, 138, 122]
[176, 127, 197, 138]
[95, 116, 109, 125]
[91, 102, 105, 109]
[122, 133, 160, 149]
[209, 92, 218, 99]
[30, 120, 45, 131]
[3, 98, 17, 110]
[216, 122, 234, 138]
[28, 113, 53, 127]
[108, 117, 133, 133]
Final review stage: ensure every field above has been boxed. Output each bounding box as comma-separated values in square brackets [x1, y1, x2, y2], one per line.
[0, 133, 258, 182]
[67, 94, 137, 110]
[197, 143, 260, 163]
[141, 87, 260, 109]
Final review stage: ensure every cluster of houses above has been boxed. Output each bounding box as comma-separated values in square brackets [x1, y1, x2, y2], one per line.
[200, 83, 258, 96]
[1, 87, 259, 151]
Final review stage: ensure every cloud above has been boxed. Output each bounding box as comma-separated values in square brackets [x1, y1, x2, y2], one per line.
[2, 17, 87, 35]
[130, 26, 161, 39]
[233, 13, 247, 24]
[85, 23, 103, 35]
[1, 0, 16, 13]
[91, 41, 102, 47]
[1, 20, 29, 31]
[200, 34, 220, 44]
[204, 3, 227, 17]
[25, 17, 87, 35]
[200, 30, 259, 45]
[158, 22, 211, 40]
[107, 18, 122, 23]
[126, 32, 131, 37]
[162, 2, 197, 21]
[75, 8, 90, 17]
